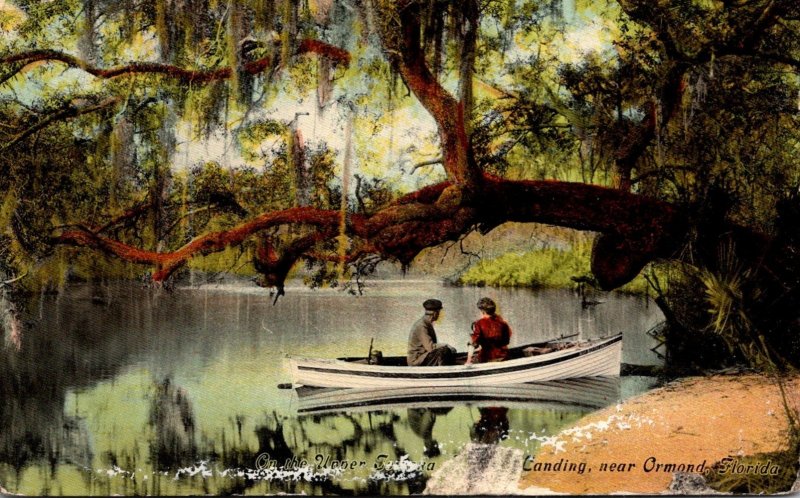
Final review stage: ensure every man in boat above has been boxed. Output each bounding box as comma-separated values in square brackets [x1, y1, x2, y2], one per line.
[407, 299, 457, 366]
[466, 297, 512, 364]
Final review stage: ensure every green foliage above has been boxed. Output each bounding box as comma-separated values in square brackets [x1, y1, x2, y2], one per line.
[353, 174, 393, 215]
[459, 246, 590, 289]
[307, 145, 341, 210]
[696, 244, 797, 373]
[700, 268, 746, 346]
[0, 0, 798, 363]
[458, 239, 656, 295]
[235, 119, 286, 162]
[188, 245, 256, 277]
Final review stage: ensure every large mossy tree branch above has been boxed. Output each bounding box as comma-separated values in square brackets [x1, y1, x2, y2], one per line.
[52, 174, 685, 291]
[0, 39, 350, 84]
[0, 38, 351, 152]
[1, 96, 121, 151]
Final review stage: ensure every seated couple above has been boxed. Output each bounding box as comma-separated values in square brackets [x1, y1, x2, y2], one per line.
[406, 297, 512, 366]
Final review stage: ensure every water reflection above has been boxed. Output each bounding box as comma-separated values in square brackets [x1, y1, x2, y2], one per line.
[408, 407, 452, 457]
[294, 377, 623, 415]
[471, 407, 510, 445]
[149, 379, 197, 471]
[0, 282, 662, 495]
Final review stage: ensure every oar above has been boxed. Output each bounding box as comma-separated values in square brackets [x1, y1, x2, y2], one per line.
[466, 342, 475, 365]
[367, 337, 374, 365]
[465, 322, 475, 366]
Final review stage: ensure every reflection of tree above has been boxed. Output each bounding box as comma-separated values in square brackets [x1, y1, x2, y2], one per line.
[258, 412, 370, 495]
[253, 412, 293, 466]
[0, 287, 435, 495]
[262, 410, 434, 496]
[0, 294, 114, 479]
[188, 410, 360, 496]
[61, 417, 94, 469]
[0, 286, 235, 492]
[148, 378, 197, 471]
[296, 413, 363, 449]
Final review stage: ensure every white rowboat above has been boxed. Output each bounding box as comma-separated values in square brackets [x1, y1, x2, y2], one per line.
[288, 333, 622, 388]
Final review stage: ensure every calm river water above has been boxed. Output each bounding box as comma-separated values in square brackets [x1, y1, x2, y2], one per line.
[0, 280, 663, 495]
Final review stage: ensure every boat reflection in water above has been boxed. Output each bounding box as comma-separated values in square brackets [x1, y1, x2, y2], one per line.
[293, 377, 620, 494]
[293, 376, 621, 415]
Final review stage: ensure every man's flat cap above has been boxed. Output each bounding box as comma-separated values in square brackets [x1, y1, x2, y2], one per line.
[423, 299, 443, 311]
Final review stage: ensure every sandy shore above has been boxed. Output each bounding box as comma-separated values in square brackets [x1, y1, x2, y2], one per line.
[518, 374, 800, 494]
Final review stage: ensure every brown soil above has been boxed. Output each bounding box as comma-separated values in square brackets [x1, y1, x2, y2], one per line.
[518, 374, 800, 494]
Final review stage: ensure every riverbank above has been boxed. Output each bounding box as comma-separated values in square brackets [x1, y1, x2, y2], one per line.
[456, 243, 657, 295]
[518, 373, 800, 494]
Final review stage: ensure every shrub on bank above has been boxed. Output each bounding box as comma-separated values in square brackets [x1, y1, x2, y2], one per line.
[457, 244, 654, 295]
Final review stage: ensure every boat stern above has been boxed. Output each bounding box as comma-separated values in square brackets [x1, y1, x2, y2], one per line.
[286, 356, 304, 388]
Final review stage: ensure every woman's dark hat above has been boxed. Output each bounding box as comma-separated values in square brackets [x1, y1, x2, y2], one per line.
[423, 299, 443, 311]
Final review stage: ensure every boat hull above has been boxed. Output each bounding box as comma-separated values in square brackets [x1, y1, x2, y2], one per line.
[288, 334, 622, 388]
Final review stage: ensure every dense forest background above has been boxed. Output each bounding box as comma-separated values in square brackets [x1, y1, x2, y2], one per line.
[1, 0, 799, 372]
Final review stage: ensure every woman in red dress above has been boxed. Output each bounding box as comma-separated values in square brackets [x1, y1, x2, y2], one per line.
[467, 297, 512, 363]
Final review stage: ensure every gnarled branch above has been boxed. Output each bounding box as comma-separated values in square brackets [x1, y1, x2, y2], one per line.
[1, 271, 27, 286]
[372, 2, 480, 189]
[54, 206, 354, 281]
[0, 39, 350, 84]
[51, 174, 686, 291]
[409, 158, 443, 174]
[2, 96, 121, 151]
